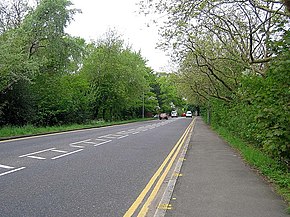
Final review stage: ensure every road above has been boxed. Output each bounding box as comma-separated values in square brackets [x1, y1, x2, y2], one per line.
[0, 118, 193, 217]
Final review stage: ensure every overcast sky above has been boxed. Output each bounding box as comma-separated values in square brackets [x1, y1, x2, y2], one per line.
[65, 0, 170, 72]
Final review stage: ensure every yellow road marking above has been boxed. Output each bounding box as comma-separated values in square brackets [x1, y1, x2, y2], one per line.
[158, 204, 172, 210]
[124, 118, 195, 217]
[137, 121, 193, 217]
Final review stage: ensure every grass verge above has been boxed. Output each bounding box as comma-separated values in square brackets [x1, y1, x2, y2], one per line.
[0, 118, 153, 139]
[213, 126, 290, 213]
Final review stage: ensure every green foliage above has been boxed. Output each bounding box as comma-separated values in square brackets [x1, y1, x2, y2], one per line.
[0, 0, 187, 129]
[155, 73, 186, 113]
[0, 0, 87, 126]
[30, 73, 92, 126]
[204, 49, 290, 161]
[0, 118, 153, 138]
[253, 52, 290, 160]
[81, 32, 151, 121]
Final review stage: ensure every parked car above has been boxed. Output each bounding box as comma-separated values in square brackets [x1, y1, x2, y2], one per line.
[181, 112, 186, 117]
[171, 111, 178, 118]
[186, 111, 192, 118]
[159, 113, 168, 120]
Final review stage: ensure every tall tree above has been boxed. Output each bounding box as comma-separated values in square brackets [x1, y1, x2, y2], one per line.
[0, 0, 81, 125]
[140, 0, 289, 103]
[82, 31, 150, 120]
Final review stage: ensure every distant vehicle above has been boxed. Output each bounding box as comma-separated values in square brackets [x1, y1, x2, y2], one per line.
[159, 113, 168, 120]
[181, 112, 186, 117]
[153, 114, 159, 118]
[171, 111, 178, 118]
[186, 111, 192, 118]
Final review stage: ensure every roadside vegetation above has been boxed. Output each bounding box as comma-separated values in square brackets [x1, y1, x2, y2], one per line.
[1, 0, 289, 208]
[140, 0, 290, 209]
[0, 0, 186, 135]
[0, 118, 155, 139]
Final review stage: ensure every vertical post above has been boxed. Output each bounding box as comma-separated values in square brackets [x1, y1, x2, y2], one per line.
[207, 100, 211, 125]
[142, 90, 145, 119]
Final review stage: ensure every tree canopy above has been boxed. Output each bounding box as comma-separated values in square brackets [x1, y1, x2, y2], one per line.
[0, 0, 183, 127]
[139, 0, 290, 160]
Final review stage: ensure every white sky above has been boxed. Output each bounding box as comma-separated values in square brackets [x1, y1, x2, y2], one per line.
[65, 0, 170, 72]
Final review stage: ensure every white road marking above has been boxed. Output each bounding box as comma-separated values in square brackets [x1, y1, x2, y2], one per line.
[94, 140, 112, 146]
[70, 144, 84, 148]
[0, 164, 14, 169]
[51, 149, 83, 160]
[27, 156, 46, 160]
[83, 141, 97, 145]
[117, 135, 129, 139]
[132, 132, 140, 135]
[117, 131, 127, 134]
[19, 148, 55, 158]
[0, 167, 26, 177]
[69, 139, 93, 148]
[51, 149, 68, 153]
[98, 134, 120, 139]
[70, 139, 90, 145]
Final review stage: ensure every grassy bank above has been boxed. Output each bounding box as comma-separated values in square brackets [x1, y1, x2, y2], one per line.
[213, 126, 290, 212]
[0, 118, 153, 139]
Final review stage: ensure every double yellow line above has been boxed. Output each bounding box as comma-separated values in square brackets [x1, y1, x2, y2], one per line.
[124, 118, 195, 217]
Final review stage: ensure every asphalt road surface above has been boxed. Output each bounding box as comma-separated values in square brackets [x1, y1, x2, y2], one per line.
[0, 118, 192, 217]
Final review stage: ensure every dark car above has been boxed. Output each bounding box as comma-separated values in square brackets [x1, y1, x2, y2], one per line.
[159, 113, 168, 120]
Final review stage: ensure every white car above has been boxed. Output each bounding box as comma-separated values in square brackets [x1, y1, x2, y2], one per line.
[171, 111, 178, 118]
[186, 111, 192, 118]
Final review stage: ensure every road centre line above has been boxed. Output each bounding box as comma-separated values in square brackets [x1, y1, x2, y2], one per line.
[82, 141, 97, 145]
[51, 149, 83, 160]
[117, 135, 129, 139]
[51, 149, 68, 153]
[0, 164, 14, 169]
[98, 134, 120, 139]
[27, 156, 46, 160]
[94, 140, 112, 146]
[0, 167, 26, 177]
[69, 144, 84, 148]
[95, 138, 110, 142]
[124, 120, 194, 217]
[116, 131, 127, 134]
[132, 132, 140, 135]
[69, 139, 92, 148]
[70, 139, 91, 145]
[19, 148, 55, 158]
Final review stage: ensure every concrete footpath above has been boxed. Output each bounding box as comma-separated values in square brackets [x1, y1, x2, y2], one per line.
[165, 117, 289, 217]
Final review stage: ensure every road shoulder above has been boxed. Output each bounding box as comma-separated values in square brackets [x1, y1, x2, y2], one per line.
[165, 117, 289, 217]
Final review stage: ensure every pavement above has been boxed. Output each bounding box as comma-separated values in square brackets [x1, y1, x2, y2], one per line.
[165, 117, 289, 217]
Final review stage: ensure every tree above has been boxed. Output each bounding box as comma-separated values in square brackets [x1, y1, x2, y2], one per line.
[0, 0, 31, 34]
[156, 73, 185, 112]
[81, 31, 150, 120]
[139, 0, 289, 105]
[0, 0, 82, 125]
[140, 0, 290, 161]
